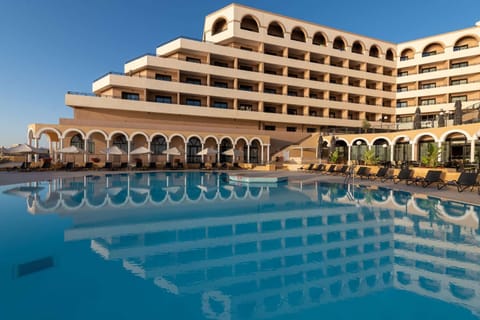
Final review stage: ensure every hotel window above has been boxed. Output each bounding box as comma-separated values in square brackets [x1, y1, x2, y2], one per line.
[400, 56, 409, 61]
[422, 51, 436, 57]
[264, 69, 277, 75]
[264, 125, 276, 131]
[212, 101, 228, 109]
[453, 44, 468, 51]
[398, 71, 408, 77]
[286, 126, 297, 132]
[420, 98, 436, 105]
[186, 56, 201, 63]
[121, 92, 139, 100]
[239, 65, 253, 71]
[287, 109, 297, 115]
[397, 86, 408, 92]
[155, 74, 172, 81]
[450, 95, 467, 103]
[396, 101, 408, 108]
[213, 61, 228, 67]
[264, 87, 276, 94]
[239, 104, 252, 111]
[306, 127, 317, 133]
[451, 61, 468, 69]
[450, 78, 467, 85]
[71, 134, 85, 150]
[155, 95, 172, 103]
[239, 84, 253, 91]
[287, 91, 297, 96]
[264, 106, 276, 113]
[421, 83, 436, 89]
[420, 66, 437, 73]
[309, 111, 317, 116]
[240, 46, 253, 51]
[329, 111, 336, 118]
[186, 77, 201, 85]
[186, 98, 201, 106]
[213, 81, 228, 88]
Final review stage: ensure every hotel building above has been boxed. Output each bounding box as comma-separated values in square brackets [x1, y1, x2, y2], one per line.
[28, 3, 480, 166]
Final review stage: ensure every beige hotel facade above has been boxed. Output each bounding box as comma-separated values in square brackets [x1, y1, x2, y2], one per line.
[28, 3, 480, 167]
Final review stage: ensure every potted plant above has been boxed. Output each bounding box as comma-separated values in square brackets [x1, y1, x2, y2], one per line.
[329, 150, 339, 163]
[421, 143, 441, 167]
[362, 149, 378, 165]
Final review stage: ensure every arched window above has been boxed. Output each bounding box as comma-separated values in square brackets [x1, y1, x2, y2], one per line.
[112, 135, 128, 152]
[187, 137, 202, 163]
[212, 18, 227, 35]
[386, 49, 394, 61]
[267, 22, 284, 38]
[70, 134, 84, 149]
[333, 37, 345, 51]
[422, 42, 444, 57]
[219, 139, 233, 163]
[369, 45, 379, 57]
[249, 140, 260, 163]
[240, 15, 258, 32]
[454, 35, 478, 51]
[352, 41, 363, 54]
[151, 136, 166, 155]
[291, 27, 306, 42]
[312, 32, 326, 46]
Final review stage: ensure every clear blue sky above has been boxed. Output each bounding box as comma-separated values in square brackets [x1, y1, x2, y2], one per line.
[1, 0, 479, 147]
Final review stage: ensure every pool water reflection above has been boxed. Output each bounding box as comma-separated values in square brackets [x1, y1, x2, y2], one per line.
[1, 171, 479, 320]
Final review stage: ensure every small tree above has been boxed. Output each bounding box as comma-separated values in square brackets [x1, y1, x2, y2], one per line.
[329, 150, 339, 163]
[361, 119, 371, 133]
[362, 149, 378, 165]
[421, 143, 441, 167]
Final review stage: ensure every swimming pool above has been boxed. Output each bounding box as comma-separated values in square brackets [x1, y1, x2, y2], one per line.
[0, 171, 479, 319]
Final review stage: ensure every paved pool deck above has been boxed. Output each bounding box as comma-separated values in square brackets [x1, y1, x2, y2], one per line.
[0, 169, 479, 205]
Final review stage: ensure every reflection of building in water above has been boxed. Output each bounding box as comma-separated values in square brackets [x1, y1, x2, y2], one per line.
[8, 172, 480, 318]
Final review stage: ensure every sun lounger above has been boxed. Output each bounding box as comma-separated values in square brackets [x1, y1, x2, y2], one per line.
[370, 167, 389, 180]
[408, 170, 443, 188]
[382, 168, 413, 184]
[324, 164, 336, 174]
[437, 172, 478, 192]
[355, 166, 370, 179]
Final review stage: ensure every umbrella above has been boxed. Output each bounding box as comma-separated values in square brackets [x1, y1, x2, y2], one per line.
[453, 100, 463, 125]
[196, 147, 217, 156]
[100, 146, 126, 155]
[413, 107, 421, 129]
[162, 147, 181, 156]
[221, 148, 243, 156]
[57, 145, 84, 163]
[130, 146, 152, 155]
[5, 143, 47, 162]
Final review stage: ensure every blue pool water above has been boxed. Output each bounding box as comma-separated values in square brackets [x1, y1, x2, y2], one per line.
[0, 171, 479, 319]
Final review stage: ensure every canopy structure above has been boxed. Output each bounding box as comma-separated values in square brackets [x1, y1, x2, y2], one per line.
[221, 148, 243, 156]
[162, 147, 181, 156]
[57, 145, 85, 163]
[100, 146, 126, 155]
[196, 147, 217, 156]
[5, 143, 48, 162]
[130, 146, 152, 155]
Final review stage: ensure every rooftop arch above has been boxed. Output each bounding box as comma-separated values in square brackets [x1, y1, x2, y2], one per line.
[312, 32, 327, 46]
[212, 17, 228, 36]
[454, 35, 479, 49]
[240, 15, 259, 32]
[412, 133, 438, 144]
[267, 21, 284, 38]
[439, 129, 472, 142]
[386, 48, 395, 61]
[351, 41, 364, 54]
[369, 45, 380, 58]
[168, 133, 186, 143]
[86, 129, 108, 141]
[422, 42, 445, 57]
[400, 47, 415, 60]
[290, 26, 306, 42]
[35, 127, 62, 141]
[62, 128, 86, 140]
[333, 36, 346, 51]
[108, 130, 129, 141]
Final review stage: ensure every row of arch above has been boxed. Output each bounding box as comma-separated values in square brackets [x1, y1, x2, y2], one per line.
[400, 35, 479, 58]
[212, 15, 395, 60]
[29, 127, 269, 164]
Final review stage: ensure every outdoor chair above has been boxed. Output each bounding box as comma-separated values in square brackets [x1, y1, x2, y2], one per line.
[437, 172, 479, 192]
[355, 166, 371, 179]
[199, 162, 206, 169]
[332, 165, 349, 175]
[135, 160, 143, 170]
[408, 170, 443, 188]
[299, 163, 314, 171]
[382, 168, 413, 184]
[370, 167, 389, 180]
[148, 162, 157, 170]
[313, 164, 326, 173]
[119, 162, 128, 170]
[84, 162, 94, 170]
[165, 162, 172, 169]
[65, 162, 74, 171]
[323, 164, 336, 174]
[102, 162, 113, 170]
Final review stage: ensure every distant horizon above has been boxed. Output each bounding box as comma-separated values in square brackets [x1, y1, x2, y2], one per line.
[1, 0, 479, 147]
